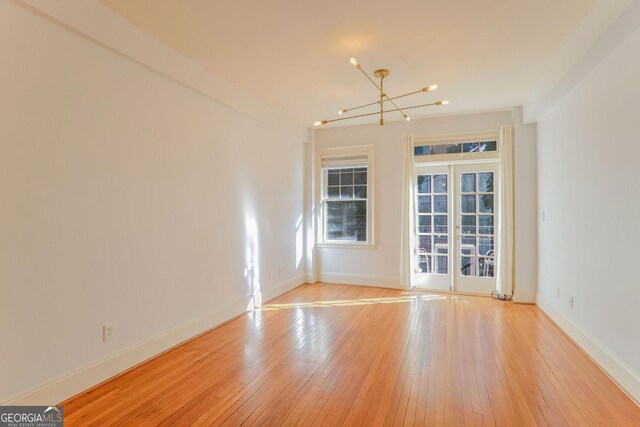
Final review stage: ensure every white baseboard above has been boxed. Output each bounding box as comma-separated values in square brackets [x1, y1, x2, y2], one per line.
[536, 293, 640, 404]
[3, 276, 305, 406]
[513, 288, 536, 303]
[305, 273, 317, 284]
[318, 272, 402, 289]
[262, 275, 306, 303]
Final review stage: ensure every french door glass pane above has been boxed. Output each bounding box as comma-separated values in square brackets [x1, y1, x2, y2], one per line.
[478, 194, 494, 213]
[417, 176, 431, 193]
[418, 215, 431, 233]
[434, 195, 447, 213]
[418, 195, 431, 213]
[433, 175, 447, 193]
[461, 195, 476, 213]
[461, 173, 475, 192]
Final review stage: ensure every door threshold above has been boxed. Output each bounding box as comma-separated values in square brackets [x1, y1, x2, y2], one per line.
[411, 287, 494, 298]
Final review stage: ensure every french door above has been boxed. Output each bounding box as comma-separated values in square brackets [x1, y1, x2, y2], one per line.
[413, 162, 498, 294]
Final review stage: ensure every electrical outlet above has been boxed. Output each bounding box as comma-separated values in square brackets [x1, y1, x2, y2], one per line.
[568, 296, 574, 309]
[103, 323, 115, 342]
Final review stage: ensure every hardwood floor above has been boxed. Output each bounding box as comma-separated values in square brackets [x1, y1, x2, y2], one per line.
[62, 283, 640, 426]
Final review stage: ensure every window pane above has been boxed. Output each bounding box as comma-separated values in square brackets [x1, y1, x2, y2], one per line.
[431, 144, 446, 155]
[478, 215, 494, 235]
[480, 257, 495, 277]
[414, 146, 430, 156]
[354, 172, 367, 185]
[328, 173, 339, 186]
[327, 186, 339, 198]
[461, 173, 475, 192]
[446, 143, 461, 154]
[419, 234, 432, 253]
[354, 186, 367, 198]
[461, 215, 476, 235]
[461, 257, 473, 276]
[354, 167, 367, 172]
[478, 172, 494, 192]
[434, 215, 447, 233]
[341, 186, 354, 198]
[463, 142, 479, 153]
[433, 174, 447, 193]
[341, 172, 353, 185]
[461, 195, 476, 213]
[478, 236, 494, 256]
[417, 175, 431, 194]
[480, 141, 497, 152]
[418, 215, 431, 233]
[437, 256, 448, 274]
[478, 194, 494, 213]
[417, 195, 431, 213]
[434, 195, 447, 213]
[326, 200, 367, 241]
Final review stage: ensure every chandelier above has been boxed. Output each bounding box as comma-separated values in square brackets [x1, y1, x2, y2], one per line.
[314, 57, 449, 127]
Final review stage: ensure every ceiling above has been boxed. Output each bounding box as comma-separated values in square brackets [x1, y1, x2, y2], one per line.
[99, 0, 595, 127]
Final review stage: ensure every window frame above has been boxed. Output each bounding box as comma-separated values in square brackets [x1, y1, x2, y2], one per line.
[316, 145, 375, 249]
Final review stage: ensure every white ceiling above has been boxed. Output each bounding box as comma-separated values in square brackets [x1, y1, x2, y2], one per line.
[99, 0, 595, 127]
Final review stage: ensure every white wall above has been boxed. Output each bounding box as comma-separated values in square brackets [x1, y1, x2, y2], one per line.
[312, 110, 538, 301]
[0, 1, 305, 403]
[537, 23, 640, 400]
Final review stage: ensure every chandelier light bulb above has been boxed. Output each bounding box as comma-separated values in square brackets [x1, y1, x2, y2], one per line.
[338, 109, 347, 115]
[349, 57, 360, 67]
[404, 115, 411, 122]
[313, 121, 322, 126]
[428, 84, 438, 91]
[436, 100, 450, 105]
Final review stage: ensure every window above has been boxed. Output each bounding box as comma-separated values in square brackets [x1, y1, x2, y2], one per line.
[317, 146, 373, 247]
[414, 140, 497, 157]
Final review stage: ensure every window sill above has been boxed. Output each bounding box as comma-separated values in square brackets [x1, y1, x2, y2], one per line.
[316, 242, 377, 250]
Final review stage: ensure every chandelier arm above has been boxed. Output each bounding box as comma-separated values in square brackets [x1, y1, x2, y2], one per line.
[385, 89, 423, 102]
[322, 109, 385, 124]
[341, 87, 433, 115]
[357, 66, 383, 92]
[321, 101, 440, 124]
[340, 99, 381, 115]
[383, 101, 439, 113]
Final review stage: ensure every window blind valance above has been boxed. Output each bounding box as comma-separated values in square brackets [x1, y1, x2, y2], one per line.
[321, 155, 368, 168]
